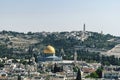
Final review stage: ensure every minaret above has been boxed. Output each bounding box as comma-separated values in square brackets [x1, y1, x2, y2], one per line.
[61, 48, 66, 56]
[83, 24, 86, 37]
[81, 24, 86, 41]
[74, 50, 77, 64]
[60, 48, 65, 60]
[83, 24, 86, 33]
[101, 31, 103, 35]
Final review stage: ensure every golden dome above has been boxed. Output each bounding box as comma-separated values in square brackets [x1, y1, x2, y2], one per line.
[44, 45, 55, 54]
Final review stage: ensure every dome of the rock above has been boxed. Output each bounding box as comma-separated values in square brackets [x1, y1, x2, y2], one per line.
[44, 45, 55, 54]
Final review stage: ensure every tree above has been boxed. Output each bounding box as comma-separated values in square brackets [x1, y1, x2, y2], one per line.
[96, 68, 103, 78]
[53, 63, 58, 73]
[89, 72, 99, 78]
[17, 75, 21, 80]
[28, 46, 33, 57]
[76, 68, 82, 80]
[73, 66, 78, 72]
[12, 59, 18, 63]
[85, 68, 102, 78]
[0, 62, 4, 67]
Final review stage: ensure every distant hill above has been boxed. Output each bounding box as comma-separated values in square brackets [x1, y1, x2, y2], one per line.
[0, 30, 119, 59]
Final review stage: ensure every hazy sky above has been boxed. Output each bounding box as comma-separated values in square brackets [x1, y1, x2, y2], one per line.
[0, 0, 120, 36]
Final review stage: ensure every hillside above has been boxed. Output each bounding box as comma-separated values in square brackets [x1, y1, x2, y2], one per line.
[0, 30, 119, 60]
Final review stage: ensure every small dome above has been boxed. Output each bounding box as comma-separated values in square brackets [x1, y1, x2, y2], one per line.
[44, 45, 55, 54]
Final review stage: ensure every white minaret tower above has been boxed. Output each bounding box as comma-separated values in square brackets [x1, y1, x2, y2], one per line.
[83, 24, 86, 37]
[81, 24, 86, 41]
[60, 48, 65, 60]
[83, 24, 85, 32]
[61, 48, 65, 56]
[74, 50, 77, 64]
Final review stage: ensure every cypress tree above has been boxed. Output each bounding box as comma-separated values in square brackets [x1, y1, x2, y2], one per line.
[53, 63, 57, 73]
[18, 75, 21, 80]
[76, 68, 82, 80]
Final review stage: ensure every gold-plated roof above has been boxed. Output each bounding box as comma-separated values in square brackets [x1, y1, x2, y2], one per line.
[44, 45, 55, 54]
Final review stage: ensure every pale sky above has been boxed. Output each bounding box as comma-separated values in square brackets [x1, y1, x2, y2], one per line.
[0, 0, 120, 36]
